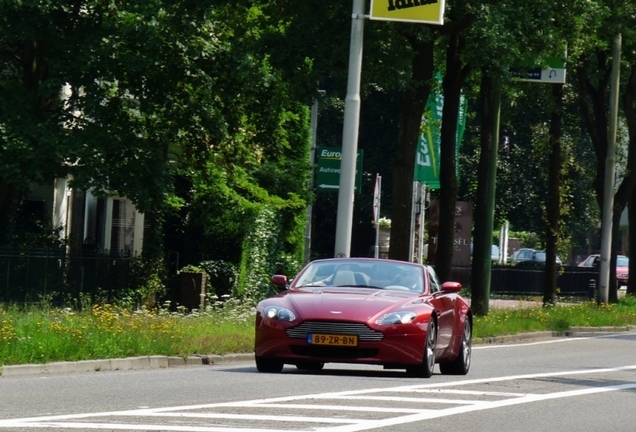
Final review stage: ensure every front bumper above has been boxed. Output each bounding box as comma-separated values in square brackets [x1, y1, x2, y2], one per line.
[255, 320, 427, 366]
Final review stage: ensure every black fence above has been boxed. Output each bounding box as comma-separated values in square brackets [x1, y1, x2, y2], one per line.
[0, 247, 133, 306]
[452, 265, 598, 298]
[490, 266, 598, 297]
[1, 250, 602, 306]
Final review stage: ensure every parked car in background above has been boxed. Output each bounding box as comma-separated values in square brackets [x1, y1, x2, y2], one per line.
[513, 249, 562, 268]
[578, 254, 629, 288]
[510, 248, 533, 264]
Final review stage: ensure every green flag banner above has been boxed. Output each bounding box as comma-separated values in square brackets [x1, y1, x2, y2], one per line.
[414, 80, 467, 189]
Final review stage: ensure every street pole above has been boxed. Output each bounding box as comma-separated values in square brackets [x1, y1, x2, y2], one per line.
[334, 0, 365, 258]
[482, 77, 501, 308]
[304, 91, 325, 264]
[599, 34, 621, 303]
[417, 184, 427, 263]
[409, 181, 418, 261]
[373, 174, 381, 258]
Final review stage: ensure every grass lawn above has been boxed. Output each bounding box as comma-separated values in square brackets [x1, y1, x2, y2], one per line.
[1, 296, 635, 367]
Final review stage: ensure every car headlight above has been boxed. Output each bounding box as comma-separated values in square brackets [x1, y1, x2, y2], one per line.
[263, 306, 296, 322]
[375, 311, 417, 325]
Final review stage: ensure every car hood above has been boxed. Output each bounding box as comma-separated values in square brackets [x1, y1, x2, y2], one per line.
[285, 287, 421, 322]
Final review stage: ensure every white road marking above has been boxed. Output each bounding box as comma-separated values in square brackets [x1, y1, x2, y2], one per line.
[474, 332, 631, 349]
[145, 412, 355, 423]
[328, 395, 480, 405]
[319, 382, 636, 432]
[412, 389, 528, 397]
[1, 353, 635, 431]
[0, 423, 292, 431]
[242, 404, 423, 414]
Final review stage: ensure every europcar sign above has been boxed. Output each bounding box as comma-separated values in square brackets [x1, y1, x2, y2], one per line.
[370, 0, 445, 25]
[315, 147, 363, 193]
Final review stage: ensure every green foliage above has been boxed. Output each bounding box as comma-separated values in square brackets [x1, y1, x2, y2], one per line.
[179, 265, 205, 274]
[235, 202, 304, 303]
[126, 254, 167, 309]
[508, 231, 543, 249]
[0, 1, 313, 273]
[198, 260, 238, 298]
[238, 208, 282, 302]
[2, 0, 634, 304]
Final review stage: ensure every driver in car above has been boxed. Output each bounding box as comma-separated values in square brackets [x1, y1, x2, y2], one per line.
[391, 270, 423, 292]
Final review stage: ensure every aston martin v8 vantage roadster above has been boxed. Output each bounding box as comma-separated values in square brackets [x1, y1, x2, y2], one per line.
[254, 258, 472, 378]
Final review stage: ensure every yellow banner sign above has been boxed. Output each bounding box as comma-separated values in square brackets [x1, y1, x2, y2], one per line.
[370, 0, 445, 25]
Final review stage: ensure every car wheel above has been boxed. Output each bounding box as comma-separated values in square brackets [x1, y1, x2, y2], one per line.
[295, 361, 325, 371]
[406, 319, 436, 378]
[255, 356, 284, 373]
[440, 318, 472, 375]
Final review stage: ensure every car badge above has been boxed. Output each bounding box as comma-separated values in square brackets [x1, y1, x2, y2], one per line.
[330, 311, 342, 314]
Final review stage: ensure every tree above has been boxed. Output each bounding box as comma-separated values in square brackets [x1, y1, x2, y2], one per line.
[573, 1, 636, 302]
[0, 1, 315, 303]
[453, 0, 600, 311]
[388, 31, 436, 262]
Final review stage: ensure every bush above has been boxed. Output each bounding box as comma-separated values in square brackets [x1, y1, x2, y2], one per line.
[198, 260, 238, 298]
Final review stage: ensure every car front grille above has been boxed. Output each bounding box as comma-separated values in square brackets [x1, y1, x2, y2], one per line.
[286, 321, 384, 342]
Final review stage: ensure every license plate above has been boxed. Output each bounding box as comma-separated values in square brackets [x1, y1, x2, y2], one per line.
[308, 333, 358, 346]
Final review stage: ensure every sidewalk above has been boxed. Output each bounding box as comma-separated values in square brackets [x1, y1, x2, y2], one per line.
[471, 298, 542, 309]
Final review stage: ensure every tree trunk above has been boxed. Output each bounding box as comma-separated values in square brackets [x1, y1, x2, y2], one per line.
[575, 59, 609, 219]
[388, 38, 435, 262]
[0, 180, 20, 245]
[435, 32, 469, 283]
[470, 71, 499, 316]
[544, 84, 563, 307]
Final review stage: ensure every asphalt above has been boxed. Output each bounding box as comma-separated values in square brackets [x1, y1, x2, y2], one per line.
[2, 299, 634, 378]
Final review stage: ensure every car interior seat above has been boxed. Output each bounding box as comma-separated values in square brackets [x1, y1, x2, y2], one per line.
[353, 272, 370, 285]
[331, 269, 357, 286]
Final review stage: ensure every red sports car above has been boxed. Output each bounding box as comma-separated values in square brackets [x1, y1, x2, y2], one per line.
[254, 258, 472, 378]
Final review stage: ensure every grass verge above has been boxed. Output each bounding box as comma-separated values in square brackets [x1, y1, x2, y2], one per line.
[0, 300, 254, 366]
[474, 295, 636, 337]
[1, 296, 635, 366]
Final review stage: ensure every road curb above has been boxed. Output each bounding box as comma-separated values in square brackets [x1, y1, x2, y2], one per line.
[0, 353, 255, 378]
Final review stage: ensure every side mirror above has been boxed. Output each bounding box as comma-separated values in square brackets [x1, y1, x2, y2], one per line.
[270, 274, 288, 290]
[441, 281, 462, 293]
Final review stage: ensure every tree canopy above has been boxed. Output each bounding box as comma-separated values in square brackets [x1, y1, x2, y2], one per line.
[2, 0, 636, 306]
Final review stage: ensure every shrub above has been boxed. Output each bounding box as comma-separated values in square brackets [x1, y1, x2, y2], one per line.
[198, 260, 238, 298]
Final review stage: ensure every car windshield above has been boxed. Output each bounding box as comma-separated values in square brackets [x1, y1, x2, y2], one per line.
[293, 259, 424, 293]
[617, 256, 629, 266]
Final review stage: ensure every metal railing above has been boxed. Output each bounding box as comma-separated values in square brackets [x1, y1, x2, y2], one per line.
[490, 266, 598, 297]
[451, 265, 598, 298]
[0, 247, 133, 306]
